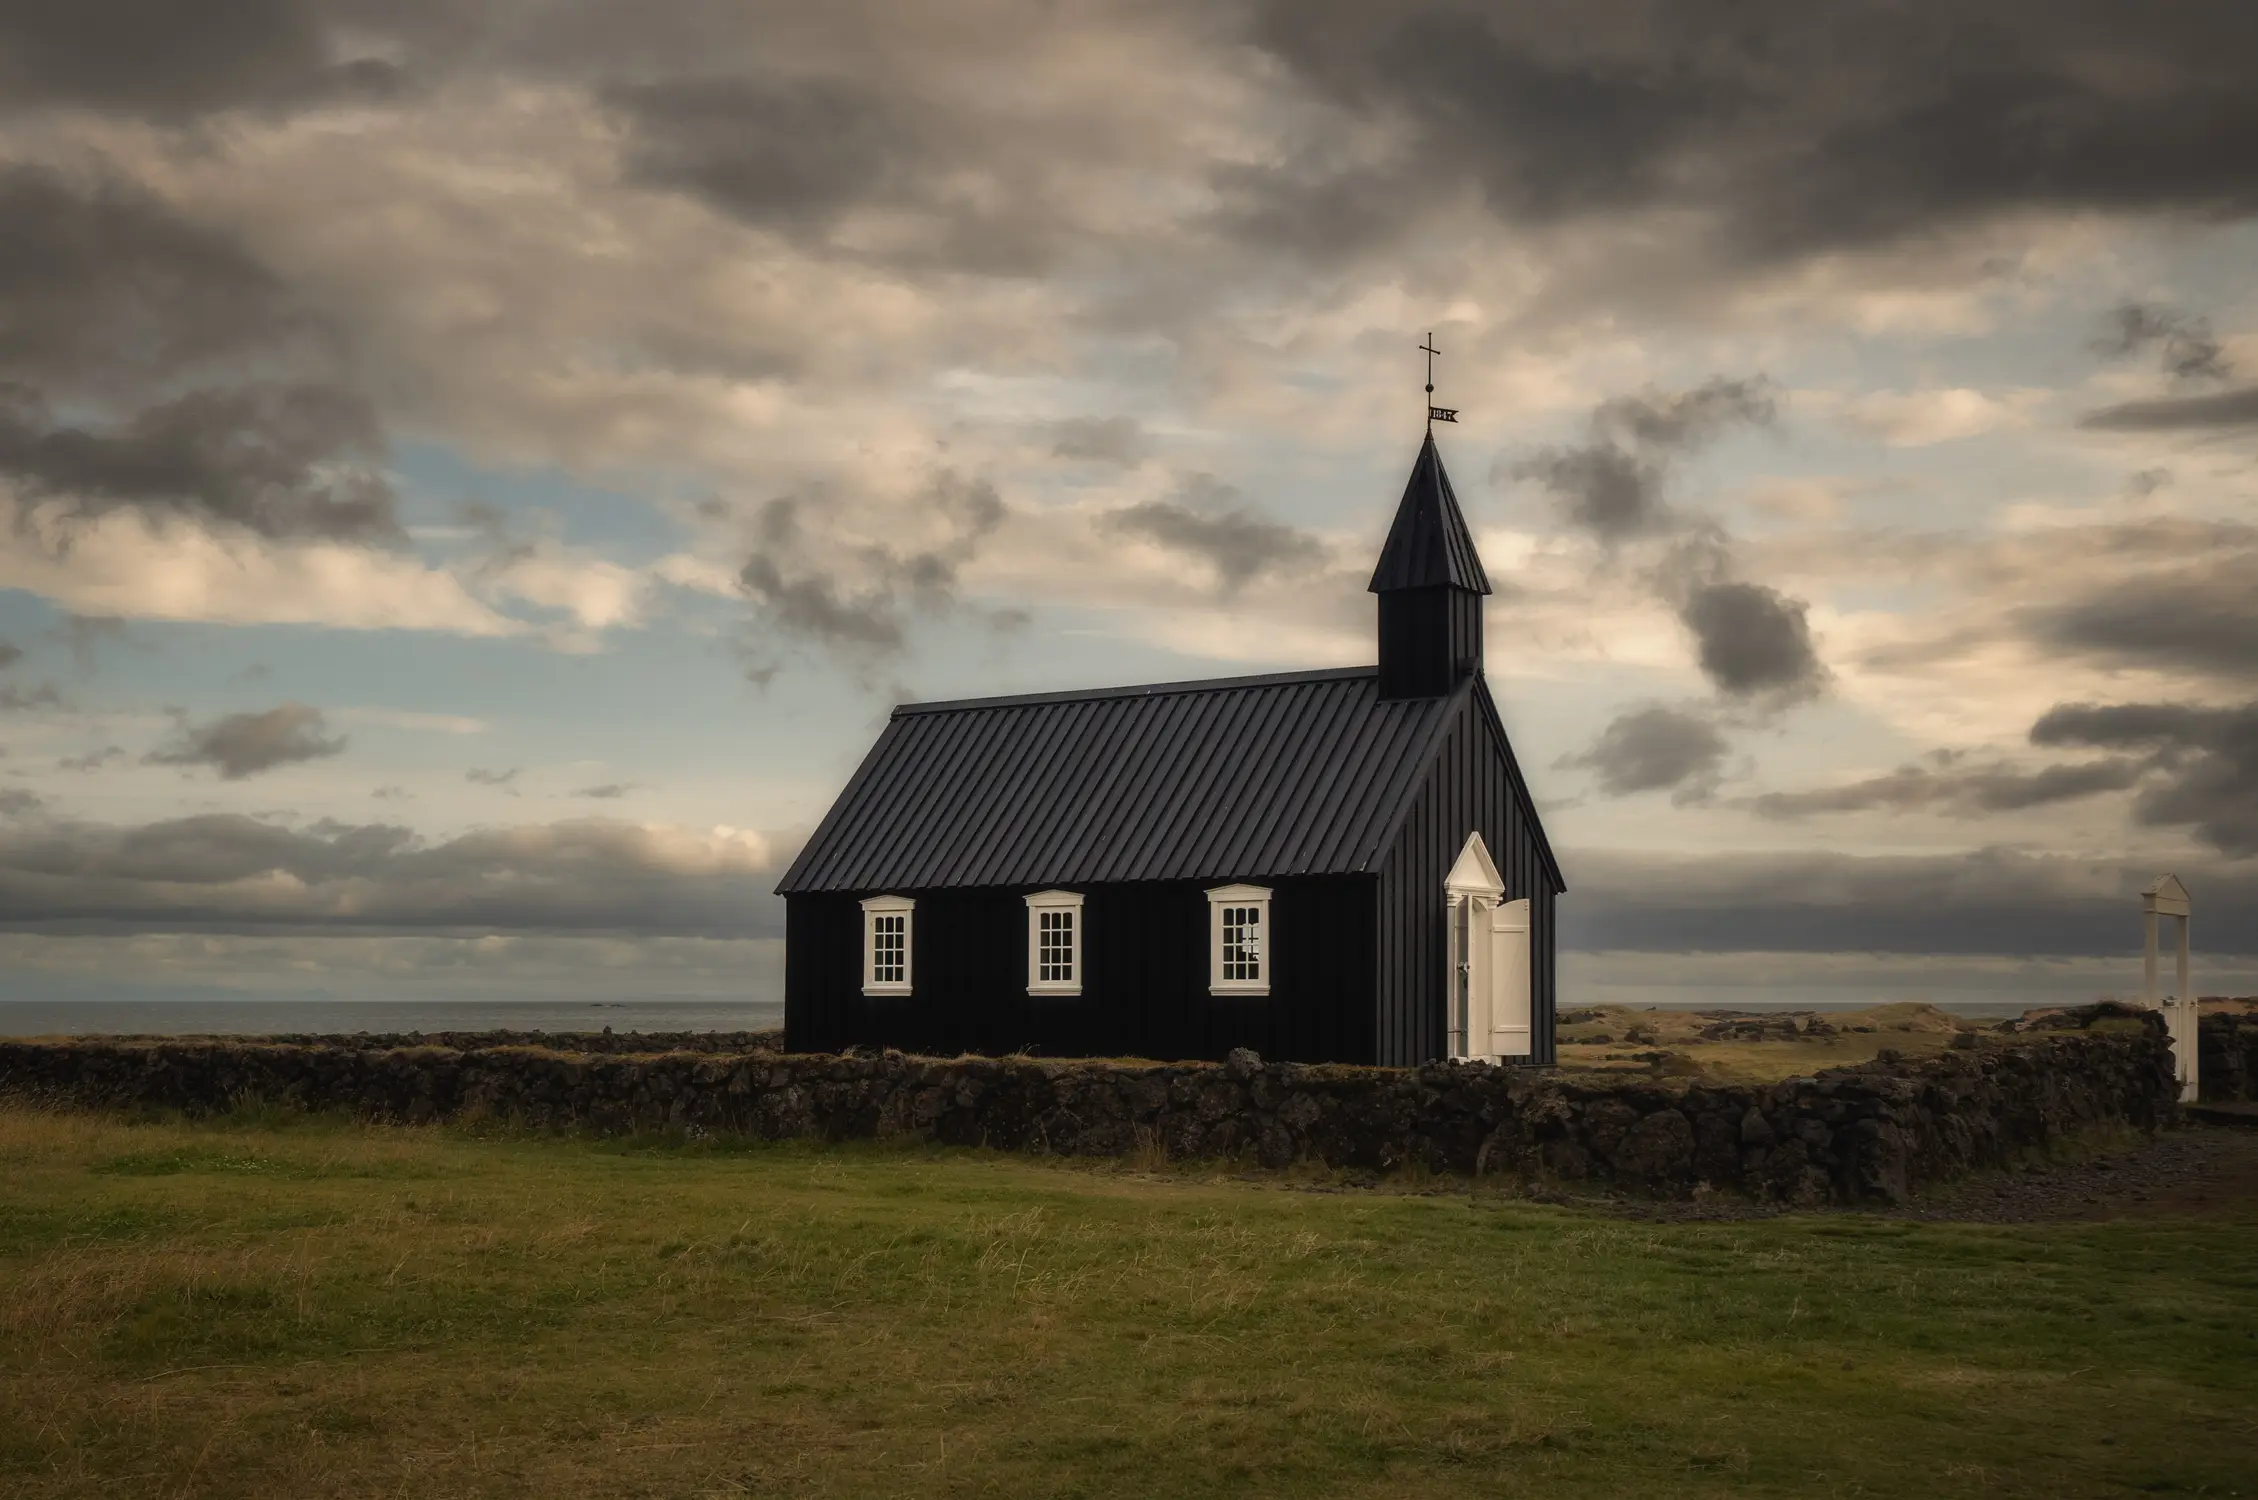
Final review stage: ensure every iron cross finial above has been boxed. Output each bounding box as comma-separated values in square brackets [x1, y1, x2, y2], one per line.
[1420, 333, 1458, 430]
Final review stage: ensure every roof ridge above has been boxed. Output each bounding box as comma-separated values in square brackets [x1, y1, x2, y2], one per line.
[893, 665, 1377, 717]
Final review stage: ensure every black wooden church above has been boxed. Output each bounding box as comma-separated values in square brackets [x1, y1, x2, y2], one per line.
[776, 431, 1565, 1066]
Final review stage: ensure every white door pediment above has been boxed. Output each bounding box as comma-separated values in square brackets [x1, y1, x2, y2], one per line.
[1445, 831, 1503, 900]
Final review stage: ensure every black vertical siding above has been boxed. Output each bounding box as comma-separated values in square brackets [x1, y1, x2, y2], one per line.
[783, 875, 1377, 1064]
[1373, 684, 1560, 1067]
[1376, 587, 1484, 701]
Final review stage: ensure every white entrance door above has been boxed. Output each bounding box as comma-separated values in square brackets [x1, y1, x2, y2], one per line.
[1488, 899, 1532, 1060]
[1445, 831, 1506, 1060]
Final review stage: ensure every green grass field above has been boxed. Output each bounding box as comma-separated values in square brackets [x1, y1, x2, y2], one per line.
[2, 1104, 2253, 1498]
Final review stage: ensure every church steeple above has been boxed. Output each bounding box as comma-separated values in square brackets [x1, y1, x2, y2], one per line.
[1369, 432, 1490, 700]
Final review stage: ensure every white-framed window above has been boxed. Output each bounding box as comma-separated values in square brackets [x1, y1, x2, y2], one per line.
[860, 894, 914, 996]
[1024, 889, 1085, 995]
[1205, 884, 1272, 996]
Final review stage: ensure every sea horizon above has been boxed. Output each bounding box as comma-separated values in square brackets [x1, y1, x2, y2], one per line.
[0, 992, 2072, 1038]
[0, 998, 787, 1038]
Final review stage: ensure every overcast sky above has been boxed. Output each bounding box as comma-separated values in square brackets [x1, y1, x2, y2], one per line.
[2, 0, 2255, 1012]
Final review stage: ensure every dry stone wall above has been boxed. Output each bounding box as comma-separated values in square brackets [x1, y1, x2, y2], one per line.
[0, 1009, 2177, 1206]
[216, 1029, 783, 1055]
[2200, 1012, 2258, 1101]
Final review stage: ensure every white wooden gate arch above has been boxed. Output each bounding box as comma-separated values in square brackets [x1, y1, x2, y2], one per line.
[2141, 874, 2199, 1103]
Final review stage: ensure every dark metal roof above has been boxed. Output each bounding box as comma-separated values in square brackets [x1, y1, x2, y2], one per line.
[1367, 432, 1490, 595]
[776, 667, 1467, 893]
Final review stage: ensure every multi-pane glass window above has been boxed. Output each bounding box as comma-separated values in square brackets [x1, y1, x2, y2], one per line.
[1024, 890, 1084, 994]
[1037, 908, 1075, 983]
[860, 895, 914, 994]
[1220, 905, 1261, 981]
[870, 913, 906, 984]
[1205, 885, 1272, 995]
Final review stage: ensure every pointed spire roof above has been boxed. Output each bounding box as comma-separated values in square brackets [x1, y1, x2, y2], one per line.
[1367, 432, 1490, 595]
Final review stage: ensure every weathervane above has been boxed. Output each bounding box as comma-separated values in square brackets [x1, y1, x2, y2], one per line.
[1422, 332, 1458, 430]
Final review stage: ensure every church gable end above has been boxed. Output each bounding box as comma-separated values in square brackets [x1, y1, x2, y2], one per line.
[1371, 683, 1562, 1067]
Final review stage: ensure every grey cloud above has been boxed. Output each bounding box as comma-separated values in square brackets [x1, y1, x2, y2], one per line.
[0, 788, 45, 818]
[371, 784, 410, 801]
[737, 472, 1007, 661]
[1560, 846, 2258, 957]
[146, 703, 347, 780]
[0, 165, 309, 399]
[0, 810, 788, 938]
[0, 640, 18, 671]
[612, 74, 907, 234]
[0, 165, 399, 545]
[57, 746, 126, 772]
[2080, 384, 2258, 433]
[610, 70, 1061, 276]
[2031, 699, 2258, 857]
[1596, 381, 1779, 451]
[0, 381, 400, 542]
[1047, 416, 1150, 466]
[1511, 378, 1774, 541]
[466, 766, 520, 786]
[2092, 302, 2231, 383]
[1560, 706, 1727, 802]
[1205, 158, 1421, 271]
[20, 6, 2258, 326]
[1515, 377, 1820, 704]
[1238, 3, 2258, 274]
[1511, 445, 1660, 540]
[2025, 553, 2258, 681]
[1753, 756, 2148, 820]
[574, 782, 637, 799]
[0, 0, 413, 122]
[738, 552, 910, 652]
[1677, 580, 1827, 702]
[0, 681, 64, 712]
[1103, 476, 1326, 592]
[1230, 6, 1712, 257]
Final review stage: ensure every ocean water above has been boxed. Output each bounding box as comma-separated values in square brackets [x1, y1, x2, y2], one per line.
[0, 999, 784, 1038]
[0, 995, 2050, 1039]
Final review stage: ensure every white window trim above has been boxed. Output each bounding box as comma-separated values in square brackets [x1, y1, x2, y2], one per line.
[1024, 889, 1085, 996]
[1206, 883, 1272, 996]
[860, 894, 914, 996]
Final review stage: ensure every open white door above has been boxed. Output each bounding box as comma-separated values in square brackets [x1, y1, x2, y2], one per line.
[1488, 898, 1531, 1060]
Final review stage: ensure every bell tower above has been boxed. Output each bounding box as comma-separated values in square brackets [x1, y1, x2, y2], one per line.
[1369, 431, 1490, 699]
